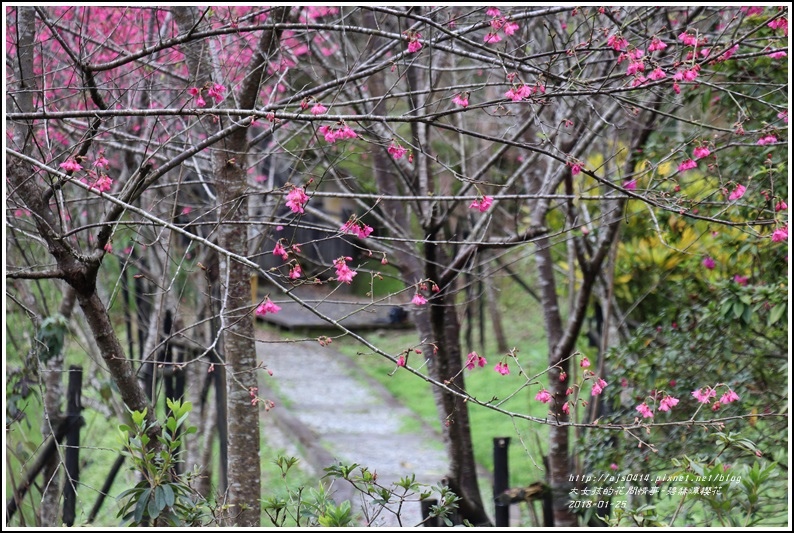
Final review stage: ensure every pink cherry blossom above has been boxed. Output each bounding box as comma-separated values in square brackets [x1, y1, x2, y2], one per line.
[626, 60, 645, 76]
[734, 274, 749, 286]
[767, 50, 787, 59]
[396, 355, 406, 367]
[591, 378, 607, 396]
[504, 84, 532, 101]
[678, 31, 699, 46]
[678, 159, 697, 172]
[452, 93, 469, 108]
[658, 395, 679, 412]
[741, 6, 765, 16]
[60, 159, 83, 172]
[310, 103, 327, 115]
[94, 156, 109, 168]
[702, 256, 716, 270]
[289, 264, 302, 279]
[692, 387, 717, 403]
[486, 7, 501, 17]
[767, 17, 788, 35]
[775, 200, 787, 212]
[334, 256, 357, 284]
[273, 241, 289, 260]
[340, 219, 373, 239]
[104, 242, 113, 253]
[94, 175, 113, 193]
[682, 67, 699, 81]
[503, 21, 519, 35]
[607, 34, 628, 51]
[777, 110, 788, 124]
[207, 83, 226, 103]
[756, 134, 778, 145]
[717, 44, 740, 62]
[561, 402, 570, 415]
[630, 75, 647, 87]
[720, 389, 740, 404]
[469, 196, 493, 212]
[407, 33, 422, 53]
[623, 179, 637, 190]
[412, 293, 427, 306]
[465, 351, 487, 370]
[647, 67, 666, 81]
[256, 298, 282, 316]
[636, 403, 654, 418]
[647, 37, 667, 52]
[535, 389, 553, 404]
[728, 184, 746, 201]
[286, 186, 309, 213]
[494, 361, 510, 375]
[387, 142, 408, 159]
[693, 146, 711, 159]
[580, 356, 590, 368]
[484, 32, 502, 44]
[570, 163, 582, 176]
[771, 225, 788, 243]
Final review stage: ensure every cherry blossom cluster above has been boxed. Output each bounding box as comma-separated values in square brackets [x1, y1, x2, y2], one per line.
[188, 83, 226, 107]
[387, 141, 408, 160]
[483, 7, 519, 43]
[404, 30, 422, 53]
[333, 256, 357, 284]
[465, 351, 487, 370]
[340, 217, 374, 239]
[285, 186, 309, 214]
[504, 82, 545, 102]
[411, 280, 439, 306]
[633, 384, 740, 419]
[255, 297, 281, 316]
[60, 157, 115, 194]
[452, 92, 469, 108]
[469, 196, 493, 212]
[318, 123, 358, 143]
[300, 98, 327, 115]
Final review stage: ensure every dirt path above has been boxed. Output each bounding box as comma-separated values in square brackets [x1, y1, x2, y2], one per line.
[255, 327, 450, 527]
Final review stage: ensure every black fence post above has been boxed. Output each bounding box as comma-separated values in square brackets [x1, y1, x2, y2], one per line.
[421, 498, 439, 527]
[493, 436, 511, 527]
[62, 365, 83, 526]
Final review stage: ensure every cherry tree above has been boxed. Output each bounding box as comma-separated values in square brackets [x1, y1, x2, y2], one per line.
[5, 5, 788, 526]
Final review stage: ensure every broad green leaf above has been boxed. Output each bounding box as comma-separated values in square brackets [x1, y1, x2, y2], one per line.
[768, 302, 786, 326]
[134, 487, 151, 524]
[162, 484, 175, 507]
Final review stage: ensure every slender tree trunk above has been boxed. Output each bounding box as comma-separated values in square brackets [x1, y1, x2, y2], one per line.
[39, 287, 77, 526]
[213, 144, 261, 524]
[172, 7, 288, 524]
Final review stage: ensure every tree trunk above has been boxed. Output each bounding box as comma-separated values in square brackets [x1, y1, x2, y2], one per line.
[172, 6, 289, 525]
[214, 158, 261, 526]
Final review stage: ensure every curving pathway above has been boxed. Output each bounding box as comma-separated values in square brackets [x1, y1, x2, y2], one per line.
[255, 327, 450, 527]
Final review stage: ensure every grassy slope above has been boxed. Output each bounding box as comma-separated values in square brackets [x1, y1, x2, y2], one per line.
[333, 284, 554, 494]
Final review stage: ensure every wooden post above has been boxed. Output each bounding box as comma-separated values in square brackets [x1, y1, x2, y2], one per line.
[421, 498, 439, 527]
[62, 365, 83, 527]
[493, 437, 511, 527]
